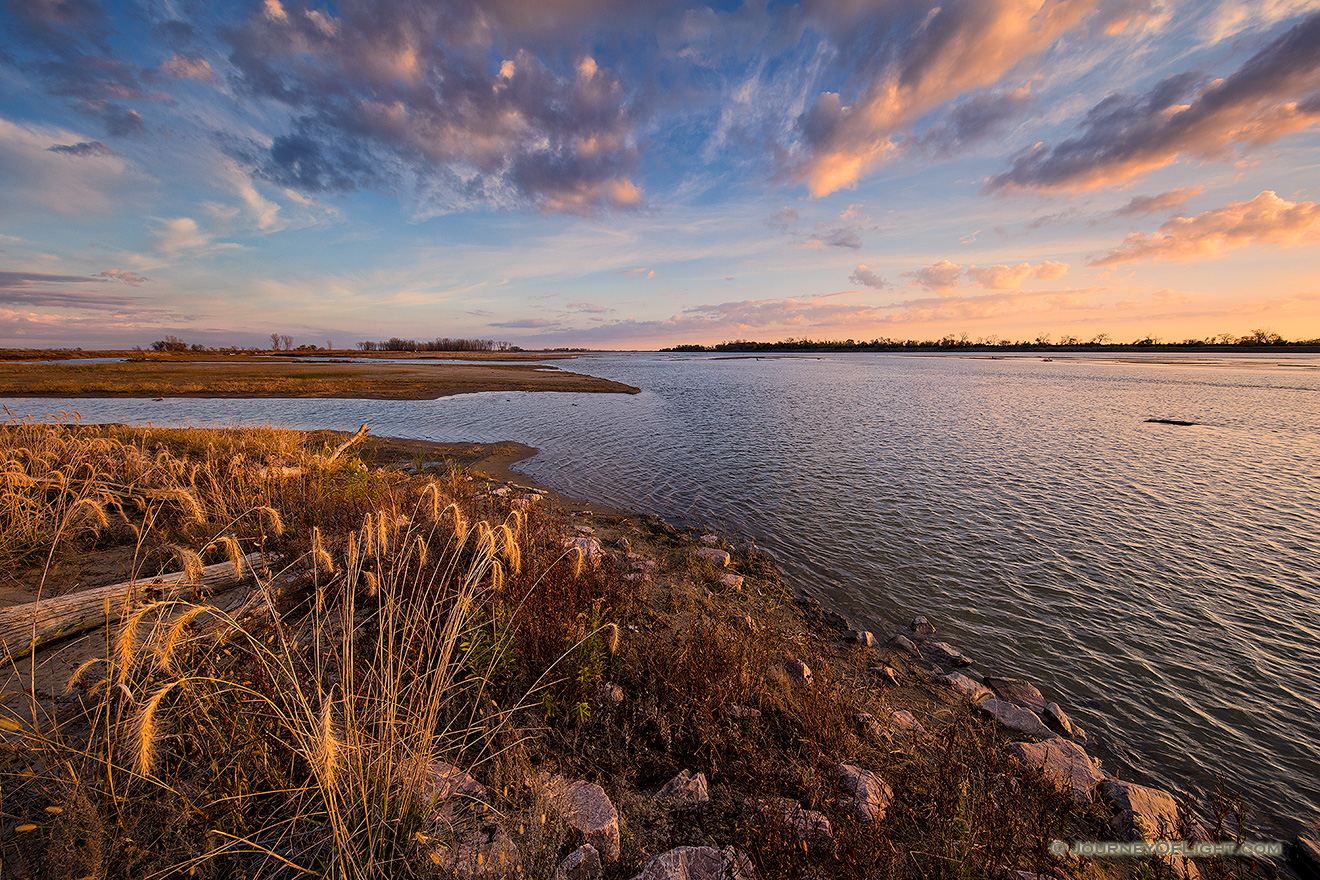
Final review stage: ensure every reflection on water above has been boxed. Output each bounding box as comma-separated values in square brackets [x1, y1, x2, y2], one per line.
[5, 351, 1319, 837]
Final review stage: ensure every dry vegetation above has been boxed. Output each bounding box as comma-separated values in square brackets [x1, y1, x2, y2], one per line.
[0, 419, 1252, 879]
[0, 359, 639, 400]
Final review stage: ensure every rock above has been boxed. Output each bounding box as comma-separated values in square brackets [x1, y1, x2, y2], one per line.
[998, 872, 1066, 880]
[574, 523, 595, 534]
[613, 537, 631, 550]
[728, 704, 761, 720]
[844, 629, 877, 648]
[630, 559, 658, 572]
[597, 682, 624, 705]
[984, 677, 1047, 713]
[1043, 702, 1076, 738]
[695, 547, 731, 566]
[922, 640, 973, 667]
[491, 486, 511, 497]
[629, 846, 757, 880]
[1293, 836, 1320, 878]
[1101, 779, 1180, 841]
[749, 797, 833, 849]
[624, 572, 651, 583]
[870, 666, 900, 686]
[886, 634, 921, 658]
[938, 672, 993, 703]
[1005, 737, 1104, 802]
[413, 760, 487, 806]
[856, 712, 888, 741]
[889, 709, 927, 734]
[837, 763, 893, 822]
[656, 770, 709, 808]
[433, 819, 522, 879]
[905, 616, 936, 638]
[785, 658, 814, 688]
[537, 774, 621, 862]
[556, 845, 603, 880]
[563, 536, 604, 562]
[817, 609, 851, 631]
[718, 573, 744, 588]
[979, 699, 1054, 738]
[700, 534, 720, 545]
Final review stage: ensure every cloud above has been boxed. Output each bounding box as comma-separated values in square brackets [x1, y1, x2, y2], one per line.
[907, 259, 965, 292]
[792, 0, 1099, 196]
[907, 258, 1068, 290]
[1115, 186, 1205, 217]
[1090, 190, 1320, 265]
[766, 207, 799, 231]
[849, 265, 888, 288]
[567, 301, 614, 314]
[912, 86, 1037, 157]
[227, 6, 644, 214]
[0, 270, 144, 311]
[151, 217, 237, 257]
[990, 12, 1320, 192]
[160, 55, 214, 81]
[966, 260, 1069, 288]
[95, 268, 149, 285]
[490, 317, 561, 328]
[47, 140, 113, 157]
[804, 227, 862, 250]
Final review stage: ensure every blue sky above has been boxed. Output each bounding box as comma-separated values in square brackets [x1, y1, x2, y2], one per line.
[1, 0, 1317, 349]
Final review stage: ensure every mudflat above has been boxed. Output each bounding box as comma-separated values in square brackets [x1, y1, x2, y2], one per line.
[0, 357, 639, 399]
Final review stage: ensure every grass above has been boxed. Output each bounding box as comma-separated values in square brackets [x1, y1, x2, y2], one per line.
[0, 419, 1257, 879]
[0, 359, 640, 400]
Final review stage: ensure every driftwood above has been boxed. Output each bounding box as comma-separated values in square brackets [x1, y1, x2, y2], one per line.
[0, 553, 262, 663]
[326, 423, 370, 464]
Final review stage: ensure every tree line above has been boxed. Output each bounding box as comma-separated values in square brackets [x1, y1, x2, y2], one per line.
[355, 338, 520, 352]
[663, 329, 1313, 353]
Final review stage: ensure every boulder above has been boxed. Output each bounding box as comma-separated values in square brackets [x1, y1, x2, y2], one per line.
[978, 699, 1054, 738]
[1043, 702, 1076, 738]
[939, 672, 993, 703]
[718, 573, 744, 589]
[574, 524, 596, 535]
[844, 630, 877, 648]
[889, 709, 927, 734]
[414, 761, 520, 879]
[785, 659, 814, 688]
[433, 819, 521, 879]
[837, 764, 893, 822]
[886, 634, 921, 658]
[871, 666, 900, 686]
[749, 797, 833, 849]
[537, 774, 620, 862]
[905, 616, 936, 638]
[695, 547, 731, 567]
[922, 641, 972, 666]
[656, 770, 709, 809]
[563, 536, 604, 563]
[1101, 779, 1180, 841]
[984, 677, 1047, 713]
[630, 846, 757, 880]
[414, 760, 486, 806]
[556, 845, 603, 880]
[597, 682, 624, 705]
[1005, 737, 1104, 802]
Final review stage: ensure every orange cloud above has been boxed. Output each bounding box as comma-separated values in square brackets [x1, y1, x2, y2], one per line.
[966, 260, 1069, 289]
[907, 259, 965, 292]
[1090, 190, 1320, 265]
[798, 0, 1095, 196]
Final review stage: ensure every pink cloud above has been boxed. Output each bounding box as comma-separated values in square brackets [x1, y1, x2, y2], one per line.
[849, 265, 888, 289]
[1115, 187, 1205, 217]
[1090, 190, 1320, 265]
[95, 268, 149, 286]
[966, 260, 1069, 289]
[906, 259, 965, 292]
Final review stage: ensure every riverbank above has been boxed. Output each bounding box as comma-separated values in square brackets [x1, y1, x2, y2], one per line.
[0, 356, 639, 399]
[0, 423, 1307, 879]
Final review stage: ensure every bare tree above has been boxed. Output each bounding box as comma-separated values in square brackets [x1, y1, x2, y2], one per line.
[281, 334, 293, 350]
[270, 333, 280, 350]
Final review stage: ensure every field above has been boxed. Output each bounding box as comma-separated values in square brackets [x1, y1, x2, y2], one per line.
[0, 354, 638, 400]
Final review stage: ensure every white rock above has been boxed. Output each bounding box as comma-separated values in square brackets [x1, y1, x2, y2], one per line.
[695, 547, 731, 567]
[718, 572, 744, 588]
[656, 769, 709, 808]
[922, 640, 973, 666]
[629, 846, 756, 880]
[785, 658, 813, 688]
[979, 699, 1054, 738]
[556, 845, 603, 880]
[749, 797, 833, 849]
[985, 677, 1047, 713]
[889, 709, 927, 734]
[537, 774, 620, 862]
[837, 763, 893, 822]
[939, 672, 993, 703]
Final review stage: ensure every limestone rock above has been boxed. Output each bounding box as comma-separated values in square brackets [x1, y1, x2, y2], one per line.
[985, 677, 1047, 713]
[844, 630, 877, 648]
[1101, 779, 1181, 841]
[939, 672, 993, 703]
[871, 665, 900, 686]
[630, 846, 757, 880]
[656, 770, 709, 809]
[922, 640, 973, 666]
[749, 797, 833, 849]
[556, 845, 603, 880]
[414, 760, 486, 806]
[563, 536, 604, 563]
[624, 572, 651, 583]
[630, 559, 658, 572]
[979, 699, 1054, 738]
[433, 819, 521, 879]
[785, 658, 814, 688]
[700, 534, 720, 545]
[889, 709, 927, 734]
[574, 523, 595, 534]
[1006, 737, 1104, 802]
[837, 763, 893, 822]
[597, 682, 624, 705]
[718, 573, 744, 588]
[886, 634, 921, 658]
[538, 774, 620, 862]
[695, 547, 731, 567]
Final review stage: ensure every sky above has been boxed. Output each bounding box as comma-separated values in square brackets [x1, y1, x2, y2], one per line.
[1, 0, 1318, 350]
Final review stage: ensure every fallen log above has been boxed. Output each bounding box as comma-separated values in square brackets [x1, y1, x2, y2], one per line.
[0, 553, 263, 663]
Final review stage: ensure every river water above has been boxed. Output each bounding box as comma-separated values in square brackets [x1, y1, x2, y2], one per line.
[6, 351, 1318, 838]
